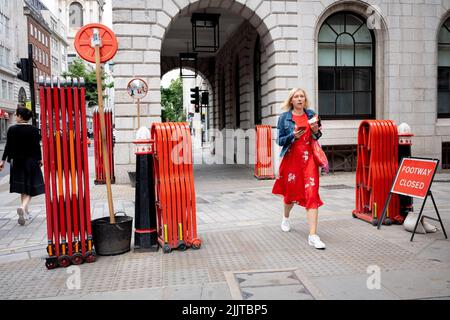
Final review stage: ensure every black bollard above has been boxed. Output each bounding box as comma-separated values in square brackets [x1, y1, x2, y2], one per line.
[134, 139, 158, 252]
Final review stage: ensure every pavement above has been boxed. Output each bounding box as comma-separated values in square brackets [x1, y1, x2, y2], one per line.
[0, 144, 450, 300]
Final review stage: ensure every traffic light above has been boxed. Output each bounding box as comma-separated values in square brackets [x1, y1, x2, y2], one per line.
[201, 91, 209, 105]
[190, 86, 199, 106]
[16, 58, 30, 82]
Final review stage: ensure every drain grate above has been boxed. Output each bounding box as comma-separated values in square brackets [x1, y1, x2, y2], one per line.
[321, 184, 354, 190]
[226, 269, 318, 300]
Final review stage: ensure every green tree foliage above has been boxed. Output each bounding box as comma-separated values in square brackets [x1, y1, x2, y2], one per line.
[161, 77, 185, 122]
[62, 58, 113, 107]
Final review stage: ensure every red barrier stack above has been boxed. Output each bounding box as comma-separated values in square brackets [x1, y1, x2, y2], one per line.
[254, 125, 275, 179]
[151, 122, 201, 253]
[353, 120, 403, 226]
[39, 77, 95, 269]
[93, 106, 115, 184]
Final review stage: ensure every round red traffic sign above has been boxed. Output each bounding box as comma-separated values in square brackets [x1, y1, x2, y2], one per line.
[74, 23, 118, 63]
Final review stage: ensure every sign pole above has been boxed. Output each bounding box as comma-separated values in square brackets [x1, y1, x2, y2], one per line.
[93, 29, 115, 224]
[137, 98, 140, 129]
[28, 44, 36, 127]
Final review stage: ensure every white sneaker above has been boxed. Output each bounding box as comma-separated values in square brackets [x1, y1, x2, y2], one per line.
[308, 234, 326, 250]
[25, 209, 32, 221]
[281, 218, 290, 232]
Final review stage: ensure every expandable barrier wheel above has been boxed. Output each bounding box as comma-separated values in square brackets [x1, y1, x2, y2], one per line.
[93, 107, 115, 184]
[353, 120, 404, 225]
[151, 122, 201, 253]
[254, 125, 275, 180]
[40, 76, 95, 269]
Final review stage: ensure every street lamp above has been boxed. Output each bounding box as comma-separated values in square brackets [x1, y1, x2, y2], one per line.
[191, 13, 220, 53]
[179, 52, 198, 78]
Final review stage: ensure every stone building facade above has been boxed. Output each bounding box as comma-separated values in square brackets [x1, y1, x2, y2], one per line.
[56, 0, 105, 64]
[112, 0, 450, 183]
[0, 0, 27, 141]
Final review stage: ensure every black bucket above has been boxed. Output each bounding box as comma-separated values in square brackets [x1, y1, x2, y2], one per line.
[92, 213, 133, 256]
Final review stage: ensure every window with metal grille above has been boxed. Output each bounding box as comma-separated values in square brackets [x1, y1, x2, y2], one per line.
[318, 12, 375, 120]
[322, 144, 357, 172]
[442, 142, 450, 169]
[438, 18, 450, 118]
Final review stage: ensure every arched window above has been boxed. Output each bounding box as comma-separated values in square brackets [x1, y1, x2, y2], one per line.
[254, 35, 262, 125]
[438, 17, 450, 118]
[235, 57, 240, 128]
[318, 12, 375, 119]
[18, 87, 27, 104]
[69, 2, 83, 28]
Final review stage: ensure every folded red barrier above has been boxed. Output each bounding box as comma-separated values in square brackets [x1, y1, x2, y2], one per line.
[93, 107, 115, 184]
[39, 77, 95, 269]
[151, 122, 201, 253]
[353, 120, 402, 226]
[255, 125, 275, 179]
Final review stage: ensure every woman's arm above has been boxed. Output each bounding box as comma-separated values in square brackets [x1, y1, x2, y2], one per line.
[0, 127, 13, 170]
[310, 116, 322, 140]
[276, 115, 295, 147]
[1, 127, 12, 162]
[33, 128, 42, 161]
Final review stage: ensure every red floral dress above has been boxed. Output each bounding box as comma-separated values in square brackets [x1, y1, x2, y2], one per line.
[272, 113, 323, 209]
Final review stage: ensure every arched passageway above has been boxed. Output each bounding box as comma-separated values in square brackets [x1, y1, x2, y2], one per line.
[113, 0, 297, 182]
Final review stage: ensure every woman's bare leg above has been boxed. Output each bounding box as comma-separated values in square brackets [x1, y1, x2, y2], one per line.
[284, 203, 294, 218]
[22, 194, 31, 214]
[306, 208, 318, 235]
[281, 202, 294, 232]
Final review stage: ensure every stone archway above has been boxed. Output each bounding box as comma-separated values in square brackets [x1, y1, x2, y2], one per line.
[112, 0, 299, 182]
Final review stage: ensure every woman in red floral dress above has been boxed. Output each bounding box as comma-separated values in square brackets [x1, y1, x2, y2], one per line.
[272, 88, 325, 249]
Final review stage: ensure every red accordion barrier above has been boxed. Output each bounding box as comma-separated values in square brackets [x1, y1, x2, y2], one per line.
[93, 106, 115, 184]
[39, 77, 95, 269]
[254, 125, 275, 179]
[353, 120, 403, 226]
[151, 122, 201, 253]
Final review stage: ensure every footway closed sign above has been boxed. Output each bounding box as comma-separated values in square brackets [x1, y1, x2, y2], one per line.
[391, 158, 439, 199]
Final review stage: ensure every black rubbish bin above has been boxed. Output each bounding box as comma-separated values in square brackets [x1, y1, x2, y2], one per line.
[92, 212, 133, 256]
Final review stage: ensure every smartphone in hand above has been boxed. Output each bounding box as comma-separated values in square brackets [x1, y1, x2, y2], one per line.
[295, 125, 306, 133]
[294, 126, 306, 139]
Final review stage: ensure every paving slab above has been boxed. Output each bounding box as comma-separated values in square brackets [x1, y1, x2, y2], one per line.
[380, 269, 450, 300]
[225, 269, 318, 300]
[309, 273, 401, 300]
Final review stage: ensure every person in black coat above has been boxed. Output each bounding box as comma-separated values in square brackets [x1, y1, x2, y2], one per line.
[0, 107, 44, 225]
